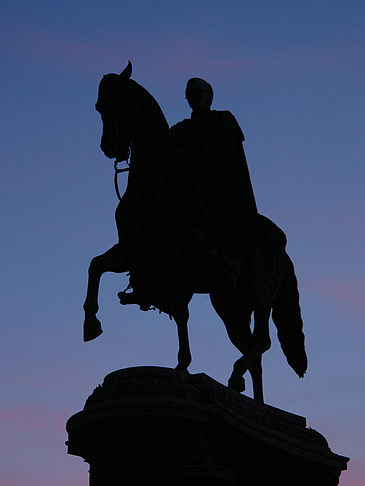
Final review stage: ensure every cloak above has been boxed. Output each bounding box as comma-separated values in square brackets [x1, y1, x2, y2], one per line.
[168, 110, 258, 289]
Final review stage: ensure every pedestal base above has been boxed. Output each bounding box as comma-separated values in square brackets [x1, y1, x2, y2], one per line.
[66, 367, 348, 485]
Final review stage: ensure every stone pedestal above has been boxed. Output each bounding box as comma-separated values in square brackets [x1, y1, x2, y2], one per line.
[66, 367, 348, 485]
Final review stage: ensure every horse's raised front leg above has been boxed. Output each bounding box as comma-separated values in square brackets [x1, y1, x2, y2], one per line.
[83, 243, 128, 342]
[173, 298, 193, 372]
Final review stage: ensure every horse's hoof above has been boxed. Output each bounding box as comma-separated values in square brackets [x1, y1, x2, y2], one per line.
[228, 375, 246, 393]
[175, 363, 189, 373]
[83, 316, 103, 342]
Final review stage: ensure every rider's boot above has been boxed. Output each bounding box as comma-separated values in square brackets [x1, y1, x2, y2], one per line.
[117, 290, 151, 311]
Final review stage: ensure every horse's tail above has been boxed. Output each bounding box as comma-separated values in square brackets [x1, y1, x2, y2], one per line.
[271, 252, 307, 378]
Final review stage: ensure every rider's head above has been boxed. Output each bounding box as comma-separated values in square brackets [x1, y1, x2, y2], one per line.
[185, 78, 213, 111]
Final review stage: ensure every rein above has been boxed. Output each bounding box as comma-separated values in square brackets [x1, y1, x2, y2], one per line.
[114, 153, 130, 201]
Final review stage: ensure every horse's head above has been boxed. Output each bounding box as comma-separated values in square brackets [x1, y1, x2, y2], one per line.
[96, 61, 169, 164]
[95, 61, 135, 162]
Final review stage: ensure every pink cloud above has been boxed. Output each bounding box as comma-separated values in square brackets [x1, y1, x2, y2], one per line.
[2, 24, 107, 71]
[2, 20, 360, 78]
[0, 402, 68, 433]
[339, 460, 365, 486]
[306, 277, 365, 321]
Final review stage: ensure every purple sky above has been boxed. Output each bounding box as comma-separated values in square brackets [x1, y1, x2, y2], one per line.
[1, 1, 364, 484]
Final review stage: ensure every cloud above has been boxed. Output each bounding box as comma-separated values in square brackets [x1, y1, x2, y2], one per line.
[2, 23, 106, 72]
[306, 277, 365, 322]
[2, 19, 361, 79]
[340, 460, 365, 486]
[0, 402, 68, 433]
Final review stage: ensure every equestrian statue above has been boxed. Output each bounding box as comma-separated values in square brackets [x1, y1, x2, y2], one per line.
[83, 61, 307, 403]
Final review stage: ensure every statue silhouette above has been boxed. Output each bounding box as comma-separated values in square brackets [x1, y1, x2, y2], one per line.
[83, 62, 307, 402]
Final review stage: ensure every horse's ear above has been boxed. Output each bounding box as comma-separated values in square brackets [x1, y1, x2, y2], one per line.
[120, 61, 132, 80]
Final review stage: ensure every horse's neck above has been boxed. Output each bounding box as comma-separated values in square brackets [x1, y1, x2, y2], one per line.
[132, 82, 169, 159]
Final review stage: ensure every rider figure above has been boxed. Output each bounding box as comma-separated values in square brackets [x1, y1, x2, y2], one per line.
[169, 77, 258, 288]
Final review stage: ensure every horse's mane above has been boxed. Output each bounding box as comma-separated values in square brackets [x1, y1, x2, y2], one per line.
[128, 79, 170, 138]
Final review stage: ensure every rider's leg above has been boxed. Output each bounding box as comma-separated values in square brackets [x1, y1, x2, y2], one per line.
[118, 289, 151, 311]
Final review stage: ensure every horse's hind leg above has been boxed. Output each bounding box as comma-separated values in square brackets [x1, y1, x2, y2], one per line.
[248, 356, 263, 403]
[83, 243, 128, 342]
[210, 290, 270, 401]
[173, 296, 193, 371]
[209, 290, 253, 394]
[229, 307, 271, 402]
[230, 354, 264, 402]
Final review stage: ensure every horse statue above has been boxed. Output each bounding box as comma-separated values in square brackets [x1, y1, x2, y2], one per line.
[83, 62, 307, 403]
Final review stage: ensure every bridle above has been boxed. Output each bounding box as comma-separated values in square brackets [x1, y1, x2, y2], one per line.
[113, 149, 130, 201]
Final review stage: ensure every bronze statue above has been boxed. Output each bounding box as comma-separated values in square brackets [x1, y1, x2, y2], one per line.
[83, 62, 307, 403]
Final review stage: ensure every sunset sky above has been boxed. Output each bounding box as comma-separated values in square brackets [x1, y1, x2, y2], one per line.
[1, 1, 364, 485]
